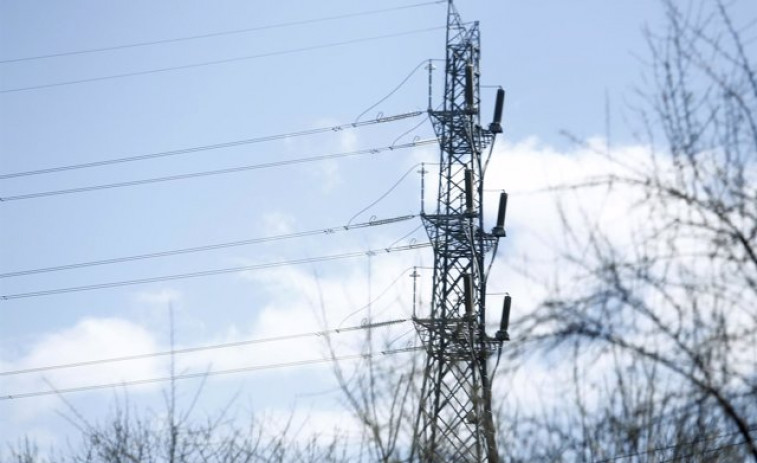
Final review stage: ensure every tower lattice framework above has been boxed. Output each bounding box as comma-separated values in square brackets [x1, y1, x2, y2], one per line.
[412, 1, 503, 462]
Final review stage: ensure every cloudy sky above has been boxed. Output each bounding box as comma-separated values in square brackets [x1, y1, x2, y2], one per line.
[4, 0, 747, 454]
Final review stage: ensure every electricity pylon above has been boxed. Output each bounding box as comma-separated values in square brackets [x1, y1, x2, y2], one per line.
[411, 1, 509, 462]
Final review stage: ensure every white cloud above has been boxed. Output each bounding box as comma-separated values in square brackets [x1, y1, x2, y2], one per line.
[314, 158, 342, 192]
[207, 136, 661, 432]
[298, 117, 364, 193]
[259, 211, 297, 235]
[3, 317, 162, 397]
[176, 255, 421, 378]
[480, 137, 653, 298]
[0, 317, 165, 451]
[337, 128, 359, 153]
[2, 135, 670, 457]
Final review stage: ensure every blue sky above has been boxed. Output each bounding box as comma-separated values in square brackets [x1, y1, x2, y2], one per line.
[2, 0, 739, 453]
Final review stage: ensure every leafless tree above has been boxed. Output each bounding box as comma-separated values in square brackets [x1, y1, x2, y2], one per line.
[502, 0, 757, 461]
[11, 1, 756, 461]
[320, 303, 420, 462]
[9, 384, 351, 463]
[8, 306, 351, 463]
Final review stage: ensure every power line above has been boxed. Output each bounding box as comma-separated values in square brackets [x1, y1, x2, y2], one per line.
[0, 242, 431, 300]
[0, 215, 417, 279]
[0, 26, 445, 94]
[0, 111, 422, 180]
[0, 318, 409, 377]
[354, 59, 439, 123]
[337, 266, 426, 328]
[0, 346, 422, 401]
[347, 162, 435, 226]
[0, 140, 436, 202]
[0, 1, 444, 65]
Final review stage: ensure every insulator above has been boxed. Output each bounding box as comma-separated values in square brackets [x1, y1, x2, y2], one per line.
[463, 273, 474, 317]
[492, 191, 508, 236]
[500, 295, 511, 332]
[493, 88, 505, 124]
[465, 64, 475, 112]
[495, 294, 511, 341]
[489, 88, 505, 134]
[464, 169, 474, 215]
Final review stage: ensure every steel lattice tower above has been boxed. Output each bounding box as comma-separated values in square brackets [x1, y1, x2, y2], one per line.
[412, 1, 507, 462]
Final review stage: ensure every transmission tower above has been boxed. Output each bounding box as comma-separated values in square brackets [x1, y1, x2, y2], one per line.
[411, 1, 510, 462]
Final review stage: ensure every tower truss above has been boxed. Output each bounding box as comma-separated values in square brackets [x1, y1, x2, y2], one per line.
[411, 1, 506, 462]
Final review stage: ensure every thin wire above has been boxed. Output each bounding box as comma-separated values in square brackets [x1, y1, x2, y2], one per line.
[391, 119, 432, 147]
[483, 241, 499, 288]
[390, 101, 442, 147]
[482, 137, 498, 177]
[0, 347, 422, 401]
[339, 264, 435, 328]
[0, 215, 416, 279]
[0, 111, 422, 180]
[354, 59, 433, 123]
[0, 319, 409, 377]
[386, 328, 416, 349]
[0, 243, 431, 300]
[0, 26, 445, 94]
[338, 267, 417, 328]
[490, 344, 504, 382]
[0, 140, 436, 202]
[347, 162, 439, 226]
[0, 2, 445, 65]
[485, 239, 504, 384]
[388, 224, 424, 248]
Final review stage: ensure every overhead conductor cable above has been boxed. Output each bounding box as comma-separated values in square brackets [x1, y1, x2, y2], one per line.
[0, 111, 423, 180]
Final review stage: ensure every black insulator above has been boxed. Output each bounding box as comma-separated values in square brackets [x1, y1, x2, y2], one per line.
[464, 169, 474, 215]
[489, 88, 505, 134]
[492, 191, 508, 236]
[493, 89, 505, 123]
[495, 294, 511, 341]
[463, 274, 474, 317]
[465, 64, 475, 112]
[500, 295, 511, 332]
